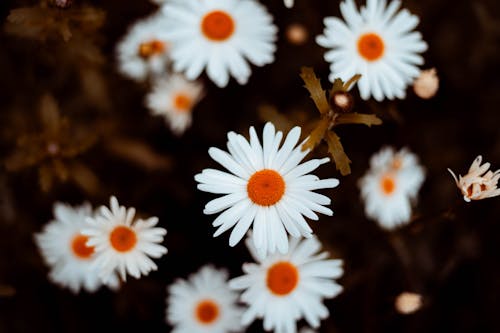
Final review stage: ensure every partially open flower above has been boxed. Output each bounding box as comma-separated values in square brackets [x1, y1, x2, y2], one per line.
[413, 68, 439, 99]
[448, 155, 500, 202]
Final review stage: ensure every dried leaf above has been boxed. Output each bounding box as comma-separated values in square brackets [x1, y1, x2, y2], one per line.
[335, 113, 383, 127]
[331, 78, 344, 94]
[342, 74, 362, 91]
[299, 67, 330, 115]
[38, 164, 53, 192]
[301, 117, 330, 152]
[257, 104, 295, 133]
[325, 131, 352, 176]
[105, 138, 172, 171]
[69, 162, 99, 195]
[39, 94, 61, 136]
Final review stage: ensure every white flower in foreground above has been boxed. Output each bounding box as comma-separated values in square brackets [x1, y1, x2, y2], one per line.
[82, 196, 167, 283]
[195, 122, 339, 258]
[162, 0, 277, 87]
[448, 155, 500, 202]
[146, 74, 204, 135]
[117, 15, 171, 81]
[316, 0, 428, 101]
[359, 147, 425, 229]
[229, 236, 343, 333]
[35, 202, 119, 293]
[166, 265, 244, 333]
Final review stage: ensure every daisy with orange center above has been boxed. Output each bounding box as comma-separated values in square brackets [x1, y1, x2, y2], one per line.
[35, 202, 120, 293]
[117, 15, 171, 81]
[146, 74, 204, 135]
[359, 146, 425, 229]
[162, 0, 277, 87]
[166, 265, 244, 333]
[82, 196, 167, 282]
[229, 235, 343, 333]
[195, 122, 339, 258]
[316, 0, 428, 101]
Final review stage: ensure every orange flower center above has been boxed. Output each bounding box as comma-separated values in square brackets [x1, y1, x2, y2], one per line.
[380, 174, 396, 195]
[195, 299, 219, 324]
[139, 40, 166, 58]
[267, 261, 299, 296]
[173, 93, 192, 112]
[391, 157, 402, 170]
[357, 33, 385, 61]
[71, 235, 94, 259]
[247, 169, 285, 206]
[201, 10, 235, 41]
[109, 226, 137, 252]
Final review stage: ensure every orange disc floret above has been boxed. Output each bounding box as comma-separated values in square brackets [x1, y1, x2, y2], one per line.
[380, 174, 396, 195]
[195, 299, 220, 324]
[201, 10, 235, 41]
[247, 169, 286, 206]
[109, 226, 137, 252]
[266, 261, 299, 296]
[357, 33, 385, 61]
[139, 40, 166, 58]
[173, 93, 192, 112]
[71, 235, 94, 259]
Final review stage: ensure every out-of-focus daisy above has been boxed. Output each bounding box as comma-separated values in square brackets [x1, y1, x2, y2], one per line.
[316, 0, 428, 101]
[146, 74, 204, 135]
[359, 147, 425, 229]
[162, 0, 277, 87]
[229, 235, 343, 333]
[195, 122, 339, 258]
[299, 328, 317, 333]
[284, 0, 294, 8]
[35, 202, 119, 293]
[82, 196, 167, 283]
[448, 155, 500, 202]
[166, 265, 244, 333]
[117, 15, 171, 81]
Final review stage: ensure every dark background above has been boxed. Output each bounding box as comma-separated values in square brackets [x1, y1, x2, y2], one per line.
[1, 0, 500, 332]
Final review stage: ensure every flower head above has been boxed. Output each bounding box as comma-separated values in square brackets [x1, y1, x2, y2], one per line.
[413, 68, 439, 99]
[229, 235, 343, 333]
[316, 0, 428, 101]
[195, 122, 339, 258]
[35, 202, 119, 293]
[146, 74, 204, 135]
[82, 196, 168, 282]
[166, 265, 244, 333]
[359, 147, 425, 229]
[448, 155, 500, 202]
[162, 0, 277, 87]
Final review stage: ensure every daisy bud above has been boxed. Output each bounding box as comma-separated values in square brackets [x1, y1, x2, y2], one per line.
[395, 292, 423, 314]
[286, 23, 308, 45]
[330, 91, 354, 113]
[413, 68, 439, 99]
[52, 0, 73, 9]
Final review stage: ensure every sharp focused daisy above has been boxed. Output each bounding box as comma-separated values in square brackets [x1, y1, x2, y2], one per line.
[166, 265, 244, 333]
[316, 0, 428, 101]
[117, 15, 171, 81]
[35, 202, 119, 293]
[146, 74, 204, 135]
[229, 235, 343, 333]
[195, 122, 339, 258]
[448, 155, 500, 202]
[358, 146, 425, 229]
[162, 0, 278, 88]
[82, 196, 168, 283]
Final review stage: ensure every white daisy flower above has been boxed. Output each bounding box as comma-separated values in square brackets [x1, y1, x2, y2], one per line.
[34, 202, 120, 293]
[82, 196, 168, 283]
[195, 122, 339, 258]
[316, 0, 428, 101]
[229, 235, 343, 333]
[166, 265, 244, 333]
[359, 146, 425, 229]
[299, 328, 317, 333]
[162, 0, 278, 88]
[117, 15, 171, 81]
[146, 74, 204, 135]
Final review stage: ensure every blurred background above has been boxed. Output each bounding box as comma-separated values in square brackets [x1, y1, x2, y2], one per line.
[1, 0, 500, 332]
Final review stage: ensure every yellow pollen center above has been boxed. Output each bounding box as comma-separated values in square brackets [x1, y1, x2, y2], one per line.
[109, 226, 137, 252]
[71, 235, 94, 259]
[139, 40, 166, 58]
[357, 33, 385, 61]
[266, 261, 299, 296]
[380, 174, 396, 195]
[201, 10, 235, 41]
[247, 169, 285, 206]
[195, 300, 219, 324]
[173, 93, 192, 112]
